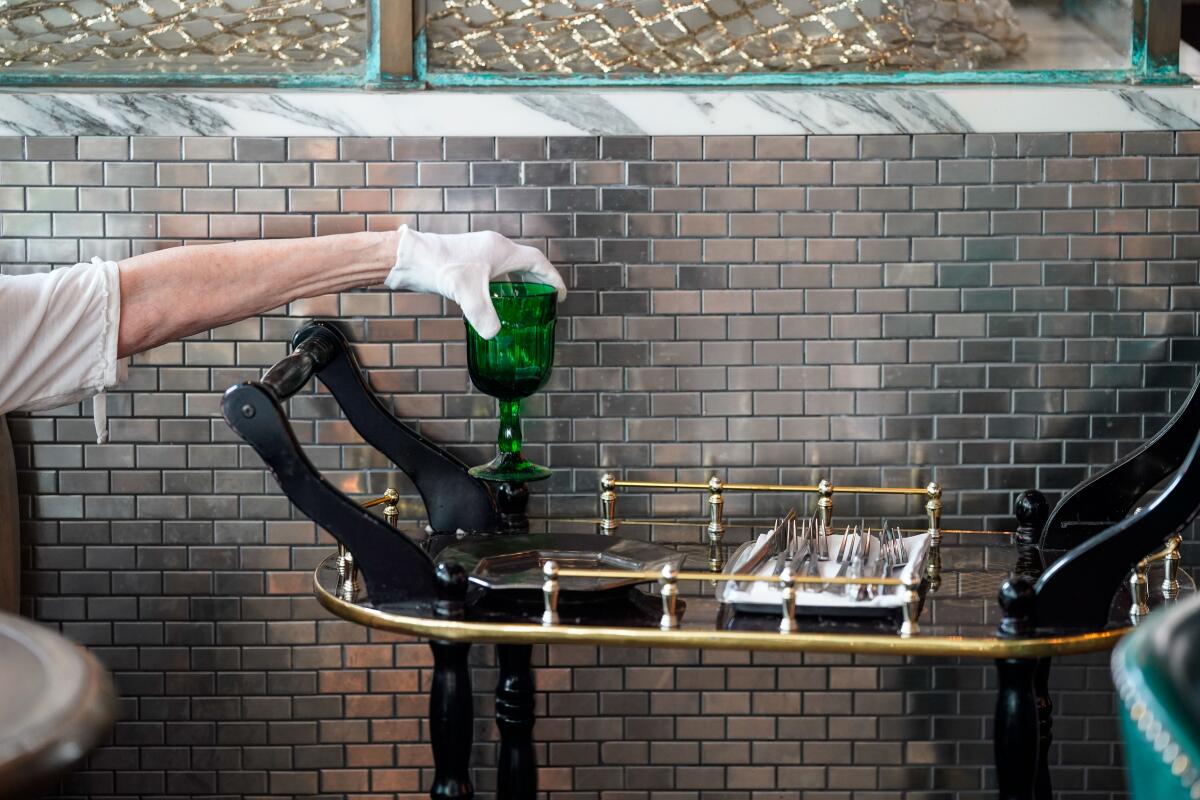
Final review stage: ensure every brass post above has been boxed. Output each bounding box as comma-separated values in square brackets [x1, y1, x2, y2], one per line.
[925, 482, 943, 589]
[542, 561, 560, 626]
[383, 487, 400, 528]
[900, 575, 921, 638]
[1130, 566, 1150, 624]
[707, 537, 726, 573]
[659, 564, 680, 630]
[706, 476, 725, 545]
[1129, 534, 1183, 615]
[925, 546, 942, 593]
[347, 487, 401, 584]
[925, 482, 942, 544]
[336, 543, 350, 580]
[599, 473, 618, 534]
[779, 567, 798, 634]
[1162, 535, 1182, 601]
[339, 547, 359, 602]
[817, 479, 833, 536]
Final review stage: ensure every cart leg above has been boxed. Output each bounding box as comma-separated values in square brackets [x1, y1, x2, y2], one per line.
[495, 644, 537, 800]
[995, 657, 1039, 800]
[430, 641, 474, 800]
[1034, 657, 1053, 800]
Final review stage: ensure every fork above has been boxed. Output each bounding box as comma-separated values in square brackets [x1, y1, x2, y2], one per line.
[844, 527, 869, 599]
[772, 518, 799, 576]
[879, 522, 895, 568]
[814, 514, 830, 562]
[827, 524, 857, 591]
[835, 524, 854, 564]
[863, 528, 887, 600]
[797, 520, 820, 584]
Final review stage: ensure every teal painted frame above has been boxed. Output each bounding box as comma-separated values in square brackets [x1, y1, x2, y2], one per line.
[416, 0, 1188, 88]
[0, 0, 1185, 87]
[0, 0, 415, 88]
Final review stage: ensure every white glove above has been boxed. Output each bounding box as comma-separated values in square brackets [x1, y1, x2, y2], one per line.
[384, 226, 567, 339]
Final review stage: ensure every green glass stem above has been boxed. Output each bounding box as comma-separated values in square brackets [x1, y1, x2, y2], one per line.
[497, 398, 523, 457]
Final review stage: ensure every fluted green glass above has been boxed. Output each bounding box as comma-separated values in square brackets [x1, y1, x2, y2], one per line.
[465, 281, 557, 482]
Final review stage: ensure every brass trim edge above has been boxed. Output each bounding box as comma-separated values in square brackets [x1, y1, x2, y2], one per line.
[313, 561, 1128, 659]
[548, 517, 1017, 536]
[609, 479, 931, 495]
[556, 567, 904, 587]
[598, 473, 943, 540]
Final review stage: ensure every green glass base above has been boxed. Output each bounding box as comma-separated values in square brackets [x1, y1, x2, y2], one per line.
[469, 453, 551, 483]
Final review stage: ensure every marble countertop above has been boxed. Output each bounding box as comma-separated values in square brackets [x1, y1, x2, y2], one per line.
[3, 82, 1200, 137]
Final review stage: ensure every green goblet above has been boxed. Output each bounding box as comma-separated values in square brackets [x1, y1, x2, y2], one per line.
[465, 280, 558, 483]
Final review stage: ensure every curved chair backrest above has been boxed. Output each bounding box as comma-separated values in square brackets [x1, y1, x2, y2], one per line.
[222, 320, 503, 605]
[1113, 593, 1200, 800]
[1033, 417, 1200, 630]
[1042, 372, 1200, 550]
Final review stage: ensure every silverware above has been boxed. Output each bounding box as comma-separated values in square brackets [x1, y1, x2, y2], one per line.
[844, 527, 868, 599]
[835, 524, 853, 563]
[797, 525, 820, 585]
[772, 517, 799, 577]
[867, 529, 889, 599]
[827, 524, 857, 591]
[732, 509, 797, 580]
[814, 514, 829, 561]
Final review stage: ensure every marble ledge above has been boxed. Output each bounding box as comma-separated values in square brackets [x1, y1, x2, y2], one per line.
[3, 84, 1200, 137]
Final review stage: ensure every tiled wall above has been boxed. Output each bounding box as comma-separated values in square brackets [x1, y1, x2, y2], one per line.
[7, 132, 1200, 799]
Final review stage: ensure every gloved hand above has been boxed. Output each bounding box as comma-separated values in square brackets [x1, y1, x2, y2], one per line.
[385, 226, 566, 339]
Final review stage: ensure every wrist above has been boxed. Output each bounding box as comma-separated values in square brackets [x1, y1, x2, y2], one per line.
[358, 228, 401, 287]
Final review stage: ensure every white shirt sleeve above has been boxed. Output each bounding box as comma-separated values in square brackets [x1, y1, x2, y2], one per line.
[0, 257, 128, 442]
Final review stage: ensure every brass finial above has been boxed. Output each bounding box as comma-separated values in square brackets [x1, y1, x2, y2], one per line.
[600, 473, 619, 533]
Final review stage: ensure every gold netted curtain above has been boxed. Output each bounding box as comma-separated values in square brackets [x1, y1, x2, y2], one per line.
[426, 0, 1027, 73]
[0, 0, 367, 71]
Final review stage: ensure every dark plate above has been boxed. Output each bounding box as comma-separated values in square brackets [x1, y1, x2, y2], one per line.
[437, 533, 685, 593]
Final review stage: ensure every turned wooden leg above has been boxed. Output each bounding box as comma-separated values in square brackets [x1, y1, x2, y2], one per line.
[430, 641, 473, 800]
[495, 644, 537, 800]
[1034, 657, 1053, 800]
[995, 657, 1040, 800]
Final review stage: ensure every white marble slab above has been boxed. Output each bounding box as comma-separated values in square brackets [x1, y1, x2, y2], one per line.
[2, 83, 1200, 137]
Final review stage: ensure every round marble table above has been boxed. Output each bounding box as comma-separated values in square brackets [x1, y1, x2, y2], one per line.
[0, 610, 117, 799]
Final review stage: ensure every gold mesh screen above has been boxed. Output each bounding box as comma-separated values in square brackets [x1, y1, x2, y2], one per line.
[0, 0, 368, 72]
[426, 0, 1027, 74]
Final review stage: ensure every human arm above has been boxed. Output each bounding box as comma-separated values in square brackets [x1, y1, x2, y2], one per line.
[117, 226, 565, 357]
[117, 229, 399, 357]
[1, 227, 564, 421]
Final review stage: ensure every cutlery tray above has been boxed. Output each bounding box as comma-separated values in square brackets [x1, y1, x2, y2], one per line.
[720, 531, 931, 618]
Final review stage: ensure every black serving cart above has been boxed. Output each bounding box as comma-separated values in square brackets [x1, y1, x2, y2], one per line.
[224, 321, 1200, 800]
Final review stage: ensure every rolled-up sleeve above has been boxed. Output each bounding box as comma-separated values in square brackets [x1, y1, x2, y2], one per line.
[0, 258, 128, 440]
